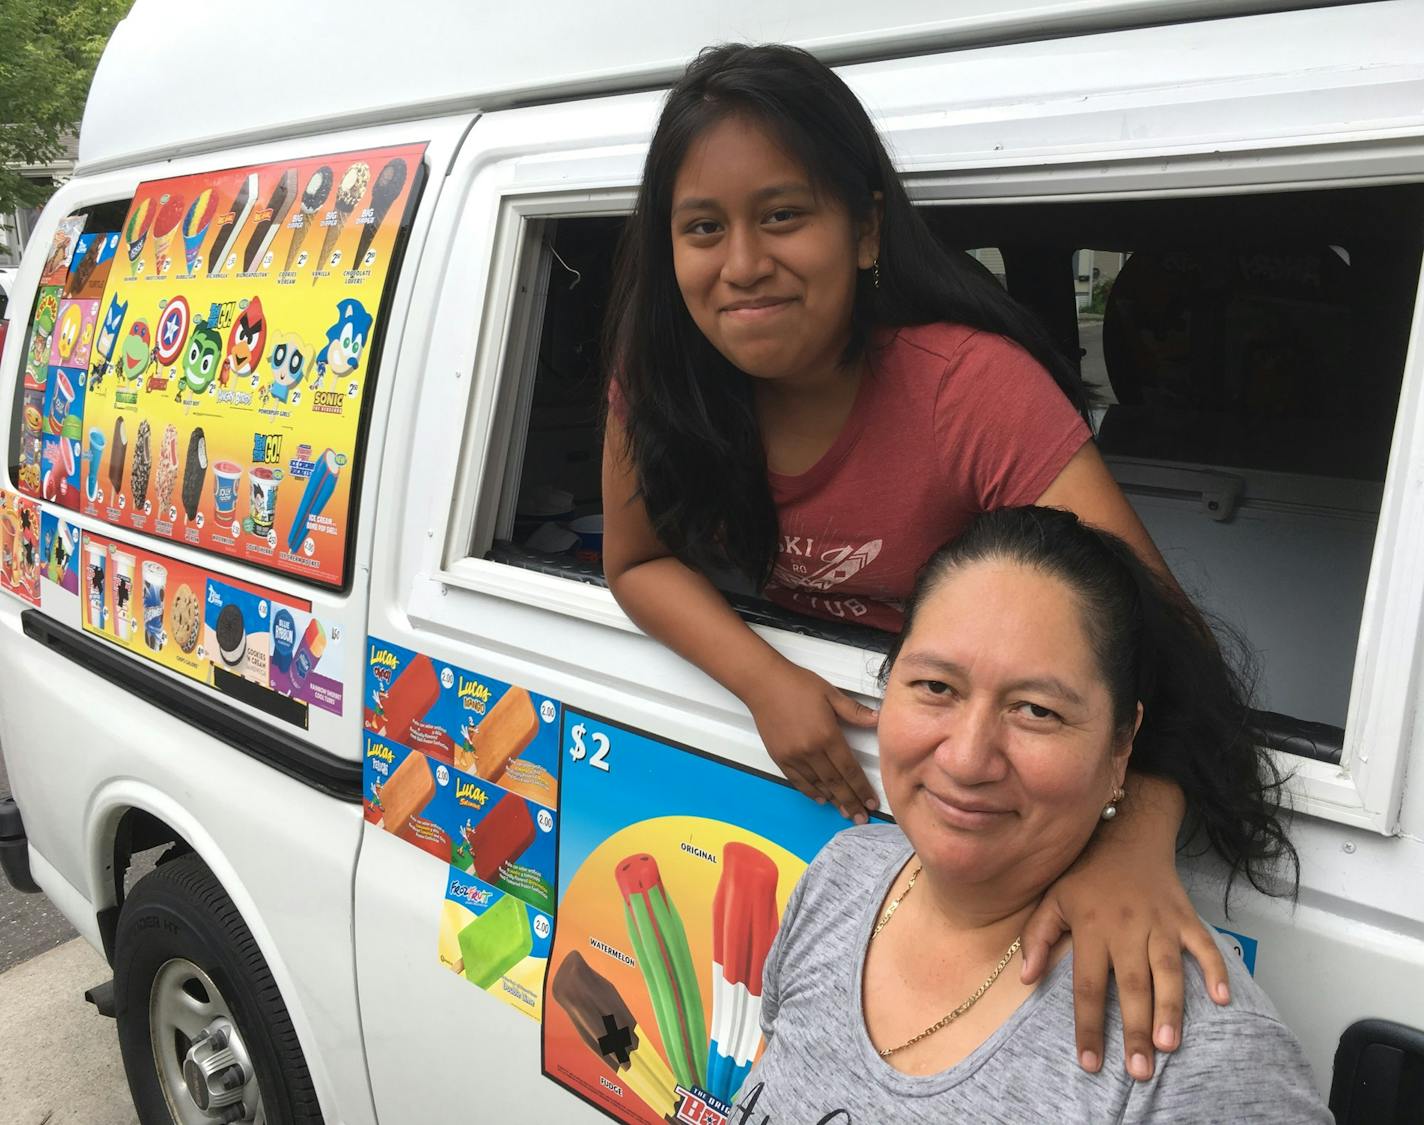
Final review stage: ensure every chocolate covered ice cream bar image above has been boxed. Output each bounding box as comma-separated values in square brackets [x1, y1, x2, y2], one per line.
[242, 168, 297, 273]
[377, 750, 435, 836]
[553, 950, 679, 1121]
[181, 427, 207, 521]
[107, 417, 127, 500]
[460, 686, 538, 783]
[464, 793, 535, 885]
[353, 157, 408, 265]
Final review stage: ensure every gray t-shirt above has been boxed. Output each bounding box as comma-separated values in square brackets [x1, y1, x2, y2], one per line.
[737, 825, 1331, 1124]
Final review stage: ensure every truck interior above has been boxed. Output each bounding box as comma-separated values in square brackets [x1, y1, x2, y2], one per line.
[489, 183, 1424, 763]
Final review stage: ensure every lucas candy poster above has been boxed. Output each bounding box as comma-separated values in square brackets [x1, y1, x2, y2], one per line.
[543, 713, 852, 1125]
[362, 638, 561, 1020]
[78, 143, 426, 587]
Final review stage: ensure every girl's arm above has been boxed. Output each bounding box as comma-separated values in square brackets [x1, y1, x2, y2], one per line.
[1028, 441, 1232, 1079]
[602, 415, 879, 821]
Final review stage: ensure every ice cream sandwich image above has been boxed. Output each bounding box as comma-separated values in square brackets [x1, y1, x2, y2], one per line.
[458, 686, 538, 784]
[463, 793, 536, 885]
[215, 602, 246, 667]
[376, 750, 435, 836]
[553, 951, 680, 1121]
[455, 893, 532, 990]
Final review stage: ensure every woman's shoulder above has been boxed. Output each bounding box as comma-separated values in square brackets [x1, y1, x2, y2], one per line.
[797, 824, 910, 901]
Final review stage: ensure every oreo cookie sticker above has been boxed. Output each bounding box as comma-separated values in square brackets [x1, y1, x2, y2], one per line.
[202, 578, 271, 686]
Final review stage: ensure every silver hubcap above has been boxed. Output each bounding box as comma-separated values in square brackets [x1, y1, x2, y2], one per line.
[149, 958, 266, 1125]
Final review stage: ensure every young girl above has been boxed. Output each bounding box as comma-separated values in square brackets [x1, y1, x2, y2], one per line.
[603, 43, 1229, 1078]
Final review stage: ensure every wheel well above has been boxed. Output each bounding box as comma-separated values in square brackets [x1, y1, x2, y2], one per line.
[97, 807, 192, 964]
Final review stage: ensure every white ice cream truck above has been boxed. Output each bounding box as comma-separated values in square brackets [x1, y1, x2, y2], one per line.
[1, 1, 1422, 1122]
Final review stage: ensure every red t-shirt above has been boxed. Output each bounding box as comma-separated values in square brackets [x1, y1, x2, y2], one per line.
[762, 323, 1090, 632]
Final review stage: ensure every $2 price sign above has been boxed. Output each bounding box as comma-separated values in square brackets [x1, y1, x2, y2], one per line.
[567, 722, 611, 772]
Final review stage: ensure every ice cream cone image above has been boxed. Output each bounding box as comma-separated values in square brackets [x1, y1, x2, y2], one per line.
[150, 192, 185, 275]
[284, 165, 333, 273]
[182, 188, 219, 273]
[243, 168, 297, 273]
[124, 197, 152, 276]
[208, 173, 258, 277]
[313, 161, 370, 283]
[354, 157, 408, 266]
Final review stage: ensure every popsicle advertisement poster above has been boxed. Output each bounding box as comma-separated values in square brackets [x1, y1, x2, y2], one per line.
[363, 638, 562, 1019]
[544, 713, 853, 1125]
[80, 530, 344, 724]
[76, 142, 426, 587]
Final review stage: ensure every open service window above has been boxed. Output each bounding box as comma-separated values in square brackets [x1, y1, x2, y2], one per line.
[455, 177, 1424, 833]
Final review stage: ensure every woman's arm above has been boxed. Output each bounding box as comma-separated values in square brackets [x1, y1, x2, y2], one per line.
[1027, 442, 1232, 1079]
[602, 415, 878, 821]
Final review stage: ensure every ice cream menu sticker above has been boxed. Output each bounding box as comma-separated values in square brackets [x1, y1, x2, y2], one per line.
[77, 142, 426, 587]
[543, 715, 853, 1125]
[80, 530, 345, 724]
[362, 639, 562, 1020]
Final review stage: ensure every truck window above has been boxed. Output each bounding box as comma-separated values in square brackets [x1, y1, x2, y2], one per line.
[478, 185, 1422, 756]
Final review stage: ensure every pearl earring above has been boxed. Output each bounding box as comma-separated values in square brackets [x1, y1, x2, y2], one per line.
[1101, 786, 1127, 821]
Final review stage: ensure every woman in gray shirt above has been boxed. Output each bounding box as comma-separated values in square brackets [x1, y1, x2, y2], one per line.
[738, 506, 1331, 1122]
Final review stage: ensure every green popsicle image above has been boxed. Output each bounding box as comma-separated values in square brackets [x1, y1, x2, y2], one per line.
[458, 893, 533, 989]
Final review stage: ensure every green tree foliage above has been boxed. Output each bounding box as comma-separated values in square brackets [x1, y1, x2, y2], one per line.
[0, 0, 132, 214]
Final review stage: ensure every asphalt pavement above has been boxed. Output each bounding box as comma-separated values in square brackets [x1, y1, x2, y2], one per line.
[1, 752, 138, 1123]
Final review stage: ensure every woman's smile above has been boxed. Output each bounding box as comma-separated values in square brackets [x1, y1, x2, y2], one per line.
[921, 785, 1015, 829]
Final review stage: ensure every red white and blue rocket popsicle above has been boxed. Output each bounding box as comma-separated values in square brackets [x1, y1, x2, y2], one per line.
[706, 842, 780, 1104]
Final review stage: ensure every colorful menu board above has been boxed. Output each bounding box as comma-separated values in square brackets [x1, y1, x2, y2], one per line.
[81, 530, 345, 725]
[77, 143, 426, 587]
[543, 715, 852, 1125]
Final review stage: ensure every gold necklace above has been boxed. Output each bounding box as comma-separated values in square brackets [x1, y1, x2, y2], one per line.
[871, 862, 1023, 1058]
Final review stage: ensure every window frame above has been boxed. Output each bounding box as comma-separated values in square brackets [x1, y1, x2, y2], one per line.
[437, 147, 1424, 836]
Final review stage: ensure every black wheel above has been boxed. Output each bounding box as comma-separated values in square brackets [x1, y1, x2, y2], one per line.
[114, 851, 324, 1125]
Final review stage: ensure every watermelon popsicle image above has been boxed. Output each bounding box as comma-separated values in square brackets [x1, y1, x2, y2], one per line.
[552, 951, 680, 1122]
[284, 166, 333, 272]
[353, 157, 408, 266]
[617, 853, 708, 1093]
[706, 843, 780, 1104]
[313, 161, 370, 282]
[285, 448, 340, 554]
[124, 197, 152, 276]
[150, 192, 185, 274]
[181, 189, 219, 273]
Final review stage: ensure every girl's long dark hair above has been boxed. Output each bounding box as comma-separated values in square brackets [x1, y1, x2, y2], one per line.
[607, 43, 1088, 587]
[884, 506, 1298, 908]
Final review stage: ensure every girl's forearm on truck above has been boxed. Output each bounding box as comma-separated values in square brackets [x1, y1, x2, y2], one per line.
[608, 555, 788, 705]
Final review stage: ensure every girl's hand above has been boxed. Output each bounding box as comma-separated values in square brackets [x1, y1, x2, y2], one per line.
[742, 662, 880, 822]
[1019, 778, 1231, 1081]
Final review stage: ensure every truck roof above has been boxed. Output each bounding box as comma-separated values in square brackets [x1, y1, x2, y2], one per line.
[79, 0, 1347, 172]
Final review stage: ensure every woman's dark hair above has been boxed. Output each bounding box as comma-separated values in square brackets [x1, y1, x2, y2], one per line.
[606, 43, 1088, 586]
[882, 506, 1298, 908]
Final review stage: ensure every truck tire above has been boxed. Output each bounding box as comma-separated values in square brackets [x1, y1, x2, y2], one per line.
[113, 851, 324, 1125]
